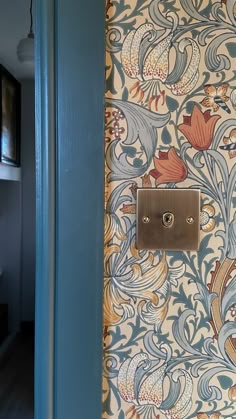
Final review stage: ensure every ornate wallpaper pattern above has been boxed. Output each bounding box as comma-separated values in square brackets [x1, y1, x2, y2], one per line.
[103, 1, 236, 418]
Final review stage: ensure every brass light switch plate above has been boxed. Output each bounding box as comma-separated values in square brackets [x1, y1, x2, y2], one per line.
[137, 189, 200, 251]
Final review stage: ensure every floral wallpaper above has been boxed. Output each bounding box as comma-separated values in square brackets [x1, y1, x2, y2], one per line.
[103, 1, 236, 418]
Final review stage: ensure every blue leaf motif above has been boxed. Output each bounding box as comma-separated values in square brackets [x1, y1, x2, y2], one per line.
[186, 101, 195, 114]
[218, 321, 236, 361]
[121, 145, 137, 158]
[205, 33, 233, 72]
[106, 181, 133, 213]
[133, 158, 143, 168]
[180, 0, 209, 21]
[198, 366, 227, 401]
[106, 99, 170, 181]
[228, 213, 236, 259]
[162, 127, 172, 145]
[212, 119, 236, 149]
[173, 309, 200, 355]
[118, 411, 125, 419]
[122, 87, 129, 101]
[226, 42, 236, 58]
[217, 375, 233, 390]
[227, 161, 236, 214]
[191, 30, 199, 39]
[166, 95, 179, 112]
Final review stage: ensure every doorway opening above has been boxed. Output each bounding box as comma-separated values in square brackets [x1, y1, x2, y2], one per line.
[0, 1, 35, 418]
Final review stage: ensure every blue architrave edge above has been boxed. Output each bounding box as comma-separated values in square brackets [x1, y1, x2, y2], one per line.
[54, 0, 105, 418]
[35, 0, 55, 418]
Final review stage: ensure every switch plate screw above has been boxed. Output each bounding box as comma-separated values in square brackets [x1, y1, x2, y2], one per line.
[186, 216, 194, 224]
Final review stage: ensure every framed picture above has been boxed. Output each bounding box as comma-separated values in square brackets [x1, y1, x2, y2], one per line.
[0, 65, 21, 166]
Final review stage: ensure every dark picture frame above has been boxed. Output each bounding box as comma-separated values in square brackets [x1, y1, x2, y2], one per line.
[0, 65, 21, 166]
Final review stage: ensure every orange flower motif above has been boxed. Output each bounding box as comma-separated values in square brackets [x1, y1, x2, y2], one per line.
[149, 148, 187, 186]
[220, 128, 236, 159]
[141, 173, 152, 188]
[106, 0, 113, 18]
[178, 105, 221, 150]
[120, 204, 136, 214]
[126, 405, 159, 419]
[197, 413, 221, 419]
[201, 84, 230, 112]
[228, 384, 236, 401]
[129, 183, 137, 199]
[200, 204, 216, 232]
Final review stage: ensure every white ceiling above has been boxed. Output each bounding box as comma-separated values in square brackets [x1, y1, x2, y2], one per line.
[0, 0, 34, 80]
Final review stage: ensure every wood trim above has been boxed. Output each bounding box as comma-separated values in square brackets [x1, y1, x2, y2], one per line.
[54, 0, 105, 418]
[34, 0, 56, 418]
[35, 0, 105, 417]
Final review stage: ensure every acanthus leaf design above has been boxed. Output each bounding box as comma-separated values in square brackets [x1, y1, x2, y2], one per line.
[104, 182, 185, 331]
[105, 99, 170, 182]
[104, 0, 236, 418]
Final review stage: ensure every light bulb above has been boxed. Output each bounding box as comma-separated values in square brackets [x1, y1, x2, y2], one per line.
[17, 33, 34, 63]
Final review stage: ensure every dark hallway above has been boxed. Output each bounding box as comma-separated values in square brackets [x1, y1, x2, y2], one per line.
[0, 331, 34, 419]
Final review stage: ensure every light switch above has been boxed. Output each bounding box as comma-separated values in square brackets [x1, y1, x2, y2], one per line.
[136, 189, 200, 251]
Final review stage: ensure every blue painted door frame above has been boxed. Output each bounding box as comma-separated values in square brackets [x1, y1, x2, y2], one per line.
[34, 1, 105, 418]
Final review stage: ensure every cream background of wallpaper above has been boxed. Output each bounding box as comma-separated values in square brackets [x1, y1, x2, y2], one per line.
[103, 1, 236, 418]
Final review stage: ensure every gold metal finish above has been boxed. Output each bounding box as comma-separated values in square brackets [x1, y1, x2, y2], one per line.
[162, 212, 175, 228]
[186, 216, 194, 224]
[142, 215, 150, 224]
[137, 189, 200, 251]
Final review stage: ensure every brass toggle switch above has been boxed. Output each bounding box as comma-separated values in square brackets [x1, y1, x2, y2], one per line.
[162, 212, 175, 228]
[136, 189, 200, 251]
